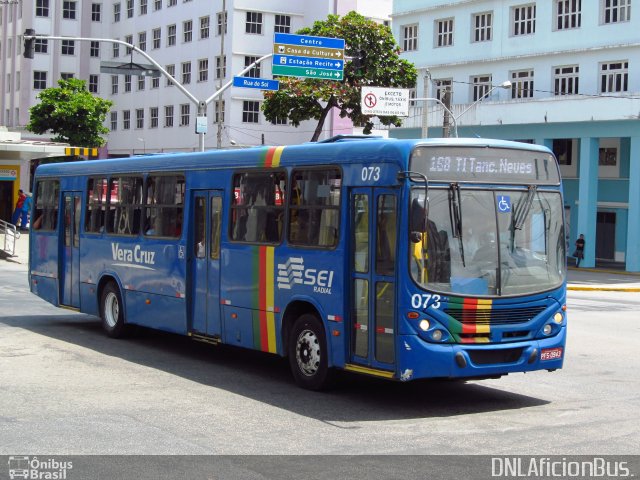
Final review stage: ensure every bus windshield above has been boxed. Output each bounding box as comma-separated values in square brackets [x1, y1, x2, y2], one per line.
[411, 187, 566, 296]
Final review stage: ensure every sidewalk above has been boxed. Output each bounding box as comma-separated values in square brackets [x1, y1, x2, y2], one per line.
[3, 230, 640, 292]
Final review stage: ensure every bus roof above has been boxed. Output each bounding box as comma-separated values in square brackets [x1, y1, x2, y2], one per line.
[34, 137, 554, 177]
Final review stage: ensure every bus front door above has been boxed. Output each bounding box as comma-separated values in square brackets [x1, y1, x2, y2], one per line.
[349, 188, 398, 372]
[190, 190, 223, 337]
[61, 192, 81, 308]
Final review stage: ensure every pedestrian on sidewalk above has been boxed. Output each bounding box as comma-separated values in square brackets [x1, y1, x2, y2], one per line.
[573, 233, 585, 267]
[18, 193, 33, 231]
[11, 189, 26, 227]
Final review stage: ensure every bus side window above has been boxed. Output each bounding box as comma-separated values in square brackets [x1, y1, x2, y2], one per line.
[33, 179, 60, 231]
[85, 177, 107, 234]
[144, 174, 185, 238]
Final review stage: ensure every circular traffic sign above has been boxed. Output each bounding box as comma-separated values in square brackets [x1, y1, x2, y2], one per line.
[364, 93, 377, 108]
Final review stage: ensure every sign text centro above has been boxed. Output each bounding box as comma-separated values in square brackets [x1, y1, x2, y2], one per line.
[361, 87, 410, 117]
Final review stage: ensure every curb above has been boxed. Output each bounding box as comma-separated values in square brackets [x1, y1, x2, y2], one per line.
[567, 285, 640, 292]
[567, 266, 640, 277]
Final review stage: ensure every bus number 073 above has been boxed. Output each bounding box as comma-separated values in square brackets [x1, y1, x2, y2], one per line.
[411, 294, 441, 309]
[361, 166, 381, 182]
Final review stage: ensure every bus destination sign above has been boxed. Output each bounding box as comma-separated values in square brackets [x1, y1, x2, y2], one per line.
[411, 147, 560, 184]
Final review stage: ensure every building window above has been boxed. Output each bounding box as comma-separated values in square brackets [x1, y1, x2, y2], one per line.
[91, 3, 101, 21]
[510, 69, 534, 98]
[183, 20, 193, 42]
[246, 11, 263, 34]
[275, 14, 291, 33]
[243, 100, 260, 123]
[154, 0, 161, 10]
[125, 35, 133, 55]
[140, 0, 147, 15]
[200, 16, 210, 39]
[272, 116, 288, 125]
[214, 100, 225, 123]
[198, 59, 208, 82]
[123, 110, 131, 130]
[600, 61, 628, 93]
[150, 107, 159, 128]
[180, 103, 190, 126]
[124, 74, 132, 92]
[603, 0, 631, 23]
[136, 109, 144, 129]
[167, 24, 176, 46]
[472, 74, 492, 101]
[402, 24, 418, 51]
[512, 4, 536, 36]
[244, 56, 261, 78]
[126, 0, 133, 18]
[433, 78, 452, 101]
[151, 77, 159, 89]
[217, 11, 227, 35]
[435, 18, 454, 47]
[168, 0, 177, 6]
[216, 56, 226, 79]
[553, 139, 573, 165]
[61, 40, 75, 55]
[599, 146, 617, 166]
[165, 105, 174, 127]
[473, 12, 492, 42]
[111, 75, 119, 94]
[35, 39, 48, 54]
[112, 42, 119, 58]
[63, 1, 77, 19]
[110, 111, 118, 130]
[182, 61, 191, 84]
[90, 41, 100, 57]
[113, 2, 120, 22]
[89, 74, 99, 93]
[166, 64, 175, 86]
[556, 0, 581, 30]
[554, 65, 579, 95]
[151, 28, 161, 49]
[138, 76, 145, 90]
[138, 32, 147, 51]
[36, 0, 50, 17]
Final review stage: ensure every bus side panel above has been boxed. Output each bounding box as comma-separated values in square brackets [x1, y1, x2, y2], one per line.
[125, 290, 186, 334]
[79, 283, 99, 317]
[29, 232, 60, 307]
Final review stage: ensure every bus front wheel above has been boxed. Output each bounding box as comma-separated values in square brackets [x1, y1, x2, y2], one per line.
[100, 282, 127, 338]
[288, 314, 334, 390]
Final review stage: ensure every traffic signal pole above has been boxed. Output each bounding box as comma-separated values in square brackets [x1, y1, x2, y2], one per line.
[23, 31, 273, 152]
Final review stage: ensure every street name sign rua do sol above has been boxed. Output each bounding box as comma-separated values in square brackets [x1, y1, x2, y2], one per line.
[272, 33, 345, 81]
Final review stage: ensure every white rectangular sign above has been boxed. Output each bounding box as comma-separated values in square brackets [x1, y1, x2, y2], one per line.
[361, 87, 410, 117]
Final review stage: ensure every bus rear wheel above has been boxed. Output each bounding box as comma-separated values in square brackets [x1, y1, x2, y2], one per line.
[288, 314, 334, 390]
[100, 282, 128, 338]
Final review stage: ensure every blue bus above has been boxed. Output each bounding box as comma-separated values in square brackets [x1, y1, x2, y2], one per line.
[29, 137, 567, 390]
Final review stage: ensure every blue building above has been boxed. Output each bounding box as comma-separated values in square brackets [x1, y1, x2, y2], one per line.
[391, 0, 640, 271]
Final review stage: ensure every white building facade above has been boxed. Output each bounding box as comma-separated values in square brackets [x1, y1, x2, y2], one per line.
[1, 0, 390, 156]
[391, 0, 640, 271]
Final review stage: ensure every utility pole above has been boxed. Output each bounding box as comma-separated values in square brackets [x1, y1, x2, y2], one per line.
[421, 70, 431, 139]
[216, 0, 226, 149]
[442, 88, 452, 138]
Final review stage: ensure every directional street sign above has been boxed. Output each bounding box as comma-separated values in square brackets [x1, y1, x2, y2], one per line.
[272, 33, 345, 81]
[232, 76, 280, 91]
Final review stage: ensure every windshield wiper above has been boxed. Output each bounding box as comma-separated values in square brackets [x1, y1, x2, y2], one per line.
[513, 185, 537, 231]
[448, 183, 465, 267]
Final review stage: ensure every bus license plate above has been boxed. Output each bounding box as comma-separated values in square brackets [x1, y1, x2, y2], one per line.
[540, 347, 563, 361]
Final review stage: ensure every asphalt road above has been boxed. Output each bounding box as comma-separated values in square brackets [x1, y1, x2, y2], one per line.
[1, 261, 638, 477]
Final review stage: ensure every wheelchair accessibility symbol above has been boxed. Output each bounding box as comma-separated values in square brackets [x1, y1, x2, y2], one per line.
[497, 195, 511, 213]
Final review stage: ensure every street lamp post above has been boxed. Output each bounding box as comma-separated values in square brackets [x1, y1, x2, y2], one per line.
[453, 80, 511, 137]
[413, 97, 458, 137]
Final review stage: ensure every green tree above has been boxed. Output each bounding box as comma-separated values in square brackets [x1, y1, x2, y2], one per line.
[262, 11, 417, 142]
[27, 78, 113, 147]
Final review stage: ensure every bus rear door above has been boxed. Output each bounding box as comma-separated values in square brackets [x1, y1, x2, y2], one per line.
[60, 191, 81, 308]
[190, 190, 223, 337]
[349, 188, 398, 374]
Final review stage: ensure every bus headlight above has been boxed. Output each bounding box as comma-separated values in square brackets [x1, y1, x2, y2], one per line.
[431, 329, 443, 341]
[543, 324, 553, 335]
[553, 312, 563, 324]
[419, 319, 430, 331]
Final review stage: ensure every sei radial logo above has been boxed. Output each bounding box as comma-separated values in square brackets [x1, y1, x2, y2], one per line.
[8, 456, 73, 479]
[276, 256, 335, 294]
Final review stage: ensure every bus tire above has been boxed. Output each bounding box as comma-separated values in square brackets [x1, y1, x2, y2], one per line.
[288, 313, 334, 390]
[100, 282, 128, 338]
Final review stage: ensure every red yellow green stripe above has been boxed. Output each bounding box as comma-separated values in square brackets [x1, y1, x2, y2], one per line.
[253, 246, 277, 353]
[447, 297, 493, 343]
[262, 146, 285, 168]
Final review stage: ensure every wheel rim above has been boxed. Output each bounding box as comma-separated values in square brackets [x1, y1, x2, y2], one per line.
[104, 292, 119, 328]
[295, 329, 321, 377]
